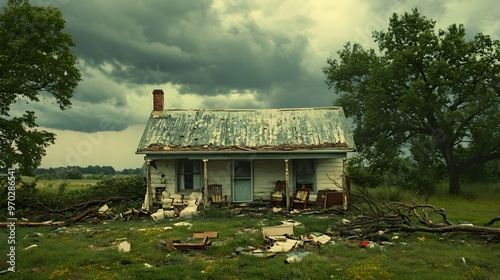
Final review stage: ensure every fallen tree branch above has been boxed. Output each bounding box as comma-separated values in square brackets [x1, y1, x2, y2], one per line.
[485, 216, 500, 227]
[395, 224, 500, 235]
[333, 186, 500, 241]
[65, 209, 111, 224]
[43, 197, 130, 213]
[0, 221, 65, 227]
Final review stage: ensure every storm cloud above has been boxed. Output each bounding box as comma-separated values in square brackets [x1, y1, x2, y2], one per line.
[2, 0, 498, 168]
[6, 0, 496, 132]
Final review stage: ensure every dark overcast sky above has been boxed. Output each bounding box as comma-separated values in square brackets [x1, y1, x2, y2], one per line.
[3, 0, 499, 169]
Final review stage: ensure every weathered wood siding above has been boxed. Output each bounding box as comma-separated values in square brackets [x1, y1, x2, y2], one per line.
[149, 158, 345, 203]
[150, 159, 176, 199]
[206, 160, 232, 198]
[316, 158, 344, 191]
[253, 159, 286, 201]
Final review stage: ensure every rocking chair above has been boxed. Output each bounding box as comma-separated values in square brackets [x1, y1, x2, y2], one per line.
[291, 188, 310, 209]
[207, 184, 228, 207]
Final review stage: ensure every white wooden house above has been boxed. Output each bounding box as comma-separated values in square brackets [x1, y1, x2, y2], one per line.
[136, 89, 356, 211]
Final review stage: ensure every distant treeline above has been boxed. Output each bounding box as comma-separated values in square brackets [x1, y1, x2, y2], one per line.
[33, 165, 142, 180]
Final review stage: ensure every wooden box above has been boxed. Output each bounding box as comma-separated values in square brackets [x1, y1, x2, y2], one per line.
[316, 190, 343, 209]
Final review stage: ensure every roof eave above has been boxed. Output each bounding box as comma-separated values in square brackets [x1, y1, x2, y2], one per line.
[135, 148, 355, 160]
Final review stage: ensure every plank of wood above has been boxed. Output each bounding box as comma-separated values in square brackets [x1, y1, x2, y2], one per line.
[193, 231, 218, 238]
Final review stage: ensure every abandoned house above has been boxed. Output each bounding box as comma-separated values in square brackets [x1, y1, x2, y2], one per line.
[136, 89, 356, 212]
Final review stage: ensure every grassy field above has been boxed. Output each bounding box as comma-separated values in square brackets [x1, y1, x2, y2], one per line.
[0, 182, 499, 279]
[21, 176, 101, 193]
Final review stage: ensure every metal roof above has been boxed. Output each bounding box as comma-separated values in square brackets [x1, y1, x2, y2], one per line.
[136, 107, 356, 153]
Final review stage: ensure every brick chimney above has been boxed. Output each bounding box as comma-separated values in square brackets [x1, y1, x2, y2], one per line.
[152, 89, 164, 116]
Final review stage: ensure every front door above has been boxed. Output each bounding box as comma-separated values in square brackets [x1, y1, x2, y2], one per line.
[232, 160, 253, 202]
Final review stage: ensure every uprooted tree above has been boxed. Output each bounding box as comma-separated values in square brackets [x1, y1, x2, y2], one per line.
[323, 9, 500, 194]
[334, 186, 500, 242]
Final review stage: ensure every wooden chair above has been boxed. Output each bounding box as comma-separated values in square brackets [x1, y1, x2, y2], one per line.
[207, 184, 228, 207]
[291, 188, 310, 209]
[270, 180, 286, 205]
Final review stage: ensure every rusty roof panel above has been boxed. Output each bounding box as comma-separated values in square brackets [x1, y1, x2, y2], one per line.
[137, 107, 355, 152]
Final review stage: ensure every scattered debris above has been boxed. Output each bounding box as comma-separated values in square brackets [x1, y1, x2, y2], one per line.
[281, 220, 301, 226]
[118, 241, 131, 253]
[285, 252, 310, 264]
[151, 209, 166, 221]
[98, 204, 109, 214]
[262, 224, 294, 238]
[144, 263, 152, 268]
[174, 222, 193, 227]
[24, 245, 38, 250]
[268, 237, 297, 252]
[24, 232, 43, 239]
[193, 232, 219, 239]
[272, 207, 282, 213]
[170, 236, 210, 251]
[234, 247, 276, 258]
[160, 232, 218, 251]
[307, 232, 331, 244]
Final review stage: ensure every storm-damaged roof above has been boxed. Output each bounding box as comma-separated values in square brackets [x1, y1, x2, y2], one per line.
[136, 107, 356, 153]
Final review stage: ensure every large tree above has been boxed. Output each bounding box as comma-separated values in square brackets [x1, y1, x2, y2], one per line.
[0, 0, 81, 175]
[323, 9, 500, 194]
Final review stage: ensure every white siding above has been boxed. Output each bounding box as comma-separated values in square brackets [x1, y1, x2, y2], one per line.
[206, 160, 232, 198]
[253, 159, 286, 201]
[148, 158, 346, 203]
[150, 159, 175, 200]
[316, 158, 344, 191]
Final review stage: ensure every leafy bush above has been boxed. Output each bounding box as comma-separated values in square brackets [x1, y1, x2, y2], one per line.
[462, 159, 500, 183]
[347, 153, 445, 196]
[0, 175, 146, 220]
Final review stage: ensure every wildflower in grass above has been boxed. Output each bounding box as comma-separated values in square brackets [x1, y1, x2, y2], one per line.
[347, 257, 393, 280]
[48, 267, 70, 279]
[202, 265, 214, 274]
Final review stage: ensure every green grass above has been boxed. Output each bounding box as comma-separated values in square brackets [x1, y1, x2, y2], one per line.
[1, 182, 499, 279]
[21, 176, 100, 193]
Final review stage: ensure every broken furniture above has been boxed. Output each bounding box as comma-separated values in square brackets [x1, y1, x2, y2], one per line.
[174, 236, 209, 250]
[316, 189, 343, 209]
[179, 192, 203, 217]
[165, 236, 210, 251]
[207, 184, 228, 207]
[161, 191, 185, 209]
[262, 224, 294, 238]
[291, 188, 310, 209]
[262, 224, 297, 252]
[164, 232, 218, 251]
[270, 180, 286, 206]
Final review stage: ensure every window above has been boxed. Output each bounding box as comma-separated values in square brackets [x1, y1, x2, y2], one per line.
[178, 160, 202, 192]
[294, 159, 315, 192]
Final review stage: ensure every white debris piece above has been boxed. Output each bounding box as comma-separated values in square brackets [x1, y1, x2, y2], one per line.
[118, 241, 131, 253]
[98, 204, 109, 213]
[174, 222, 193, 227]
[24, 245, 38, 250]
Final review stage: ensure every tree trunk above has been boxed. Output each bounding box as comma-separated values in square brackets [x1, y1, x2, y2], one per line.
[448, 165, 461, 195]
[439, 141, 461, 195]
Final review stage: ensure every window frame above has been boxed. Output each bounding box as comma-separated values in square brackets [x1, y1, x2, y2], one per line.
[293, 159, 316, 193]
[177, 159, 203, 193]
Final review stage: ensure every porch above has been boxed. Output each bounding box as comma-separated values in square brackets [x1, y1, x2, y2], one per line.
[142, 156, 350, 212]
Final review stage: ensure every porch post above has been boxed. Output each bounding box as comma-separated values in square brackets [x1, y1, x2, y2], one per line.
[342, 158, 348, 210]
[285, 159, 290, 211]
[203, 159, 208, 207]
[146, 159, 153, 212]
